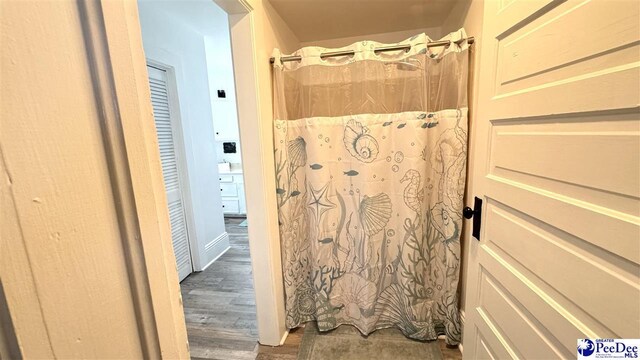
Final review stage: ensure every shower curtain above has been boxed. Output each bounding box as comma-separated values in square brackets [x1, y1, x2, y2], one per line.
[272, 30, 469, 345]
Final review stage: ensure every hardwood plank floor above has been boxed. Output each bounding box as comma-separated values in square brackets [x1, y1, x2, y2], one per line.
[181, 217, 259, 360]
[181, 217, 462, 360]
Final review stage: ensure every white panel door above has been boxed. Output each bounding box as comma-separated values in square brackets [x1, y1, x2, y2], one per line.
[147, 65, 193, 282]
[463, 0, 640, 358]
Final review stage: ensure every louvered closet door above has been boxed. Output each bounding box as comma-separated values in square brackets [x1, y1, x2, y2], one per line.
[147, 65, 192, 282]
[463, 0, 640, 358]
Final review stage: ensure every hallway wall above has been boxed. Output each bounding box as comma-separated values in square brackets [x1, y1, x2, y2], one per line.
[205, 30, 241, 142]
[137, 1, 229, 270]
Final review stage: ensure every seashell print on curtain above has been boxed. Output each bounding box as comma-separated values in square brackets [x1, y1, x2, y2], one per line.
[272, 30, 470, 346]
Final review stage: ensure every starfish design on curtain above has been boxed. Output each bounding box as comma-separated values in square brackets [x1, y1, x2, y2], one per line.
[308, 182, 335, 222]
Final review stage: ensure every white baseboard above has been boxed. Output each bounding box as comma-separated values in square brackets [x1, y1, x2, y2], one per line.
[202, 245, 230, 271]
[201, 232, 230, 271]
[279, 330, 289, 345]
[459, 309, 465, 354]
[205, 231, 229, 252]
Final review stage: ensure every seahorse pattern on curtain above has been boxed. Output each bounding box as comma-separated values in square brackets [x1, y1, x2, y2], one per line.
[272, 30, 469, 345]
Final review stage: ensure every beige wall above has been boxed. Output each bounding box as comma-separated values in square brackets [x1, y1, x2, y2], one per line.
[299, 27, 442, 49]
[441, 0, 485, 315]
[1, 0, 190, 357]
[260, 0, 301, 54]
[1, 1, 143, 356]
[441, 0, 481, 35]
[247, 0, 301, 344]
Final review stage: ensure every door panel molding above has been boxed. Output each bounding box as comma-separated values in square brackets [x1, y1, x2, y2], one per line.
[463, 0, 640, 357]
[486, 175, 640, 264]
[484, 202, 639, 336]
[478, 269, 568, 358]
[474, 305, 518, 359]
[478, 248, 601, 354]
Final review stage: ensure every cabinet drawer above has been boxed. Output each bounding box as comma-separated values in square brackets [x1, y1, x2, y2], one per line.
[222, 199, 239, 213]
[219, 175, 233, 183]
[220, 183, 237, 197]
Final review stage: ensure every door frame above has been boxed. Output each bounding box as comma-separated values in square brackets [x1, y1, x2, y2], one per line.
[217, 0, 289, 346]
[78, 0, 189, 356]
[146, 58, 198, 275]
[94, 0, 288, 348]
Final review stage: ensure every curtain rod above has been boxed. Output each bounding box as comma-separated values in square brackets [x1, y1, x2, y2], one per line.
[269, 36, 474, 64]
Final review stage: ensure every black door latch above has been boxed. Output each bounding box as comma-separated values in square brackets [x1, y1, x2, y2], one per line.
[462, 196, 482, 240]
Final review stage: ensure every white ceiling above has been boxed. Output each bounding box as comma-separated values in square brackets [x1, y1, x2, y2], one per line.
[268, 0, 460, 42]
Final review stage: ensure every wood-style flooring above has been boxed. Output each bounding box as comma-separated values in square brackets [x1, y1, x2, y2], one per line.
[181, 217, 258, 360]
[180, 217, 462, 360]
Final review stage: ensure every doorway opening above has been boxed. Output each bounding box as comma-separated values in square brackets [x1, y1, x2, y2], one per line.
[137, 0, 256, 356]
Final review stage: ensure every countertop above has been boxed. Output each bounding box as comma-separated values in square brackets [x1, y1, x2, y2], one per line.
[218, 163, 244, 175]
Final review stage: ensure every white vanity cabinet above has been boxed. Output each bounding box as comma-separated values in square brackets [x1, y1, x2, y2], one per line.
[218, 168, 246, 215]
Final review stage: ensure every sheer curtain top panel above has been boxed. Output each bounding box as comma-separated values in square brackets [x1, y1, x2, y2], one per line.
[272, 30, 470, 121]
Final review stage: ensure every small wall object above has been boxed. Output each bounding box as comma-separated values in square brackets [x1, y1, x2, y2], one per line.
[223, 142, 237, 153]
[217, 90, 226, 98]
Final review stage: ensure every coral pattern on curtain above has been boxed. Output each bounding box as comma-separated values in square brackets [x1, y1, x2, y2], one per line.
[272, 30, 469, 345]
